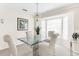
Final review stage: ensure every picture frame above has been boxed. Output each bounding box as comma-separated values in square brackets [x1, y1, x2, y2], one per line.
[17, 17, 28, 31]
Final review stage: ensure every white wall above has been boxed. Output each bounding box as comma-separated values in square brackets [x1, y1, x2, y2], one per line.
[0, 4, 34, 50]
[73, 8, 79, 32]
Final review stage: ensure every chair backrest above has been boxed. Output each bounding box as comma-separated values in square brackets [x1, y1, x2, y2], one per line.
[48, 31, 59, 47]
[3, 35, 17, 56]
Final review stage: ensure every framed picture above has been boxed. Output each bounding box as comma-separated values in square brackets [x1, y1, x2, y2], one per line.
[17, 17, 28, 31]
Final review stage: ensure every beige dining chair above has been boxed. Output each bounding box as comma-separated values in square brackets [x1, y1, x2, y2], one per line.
[3, 34, 32, 56]
[48, 31, 59, 47]
[48, 31, 59, 56]
[39, 31, 59, 56]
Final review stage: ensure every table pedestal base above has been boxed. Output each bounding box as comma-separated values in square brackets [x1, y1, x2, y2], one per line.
[33, 44, 39, 56]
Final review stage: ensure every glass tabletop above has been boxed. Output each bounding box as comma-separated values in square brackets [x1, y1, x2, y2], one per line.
[17, 35, 48, 47]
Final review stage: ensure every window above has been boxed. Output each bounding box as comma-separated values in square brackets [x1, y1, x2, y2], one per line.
[62, 16, 68, 40]
[40, 20, 46, 40]
[40, 16, 68, 40]
[47, 18, 62, 38]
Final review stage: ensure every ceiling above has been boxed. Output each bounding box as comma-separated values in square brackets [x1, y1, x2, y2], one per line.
[0, 3, 73, 15]
[38, 3, 71, 13]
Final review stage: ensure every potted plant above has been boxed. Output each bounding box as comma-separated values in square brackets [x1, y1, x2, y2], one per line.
[72, 33, 79, 40]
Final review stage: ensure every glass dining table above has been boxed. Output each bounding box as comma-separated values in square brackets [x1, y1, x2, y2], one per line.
[17, 35, 48, 56]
